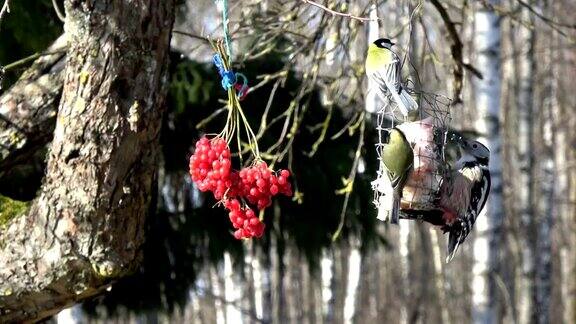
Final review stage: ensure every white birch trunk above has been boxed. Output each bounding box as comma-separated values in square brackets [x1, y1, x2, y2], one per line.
[516, 6, 537, 323]
[472, 1, 503, 323]
[399, 221, 410, 324]
[557, 101, 575, 324]
[548, 7, 576, 321]
[430, 229, 451, 324]
[212, 265, 226, 324]
[344, 244, 361, 324]
[224, 252, 242, 323]
[536, 90, 554, 324]
[321, 250, 334, 321]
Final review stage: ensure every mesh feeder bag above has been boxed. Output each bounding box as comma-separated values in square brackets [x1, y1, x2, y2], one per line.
[372, 92, 451, 216]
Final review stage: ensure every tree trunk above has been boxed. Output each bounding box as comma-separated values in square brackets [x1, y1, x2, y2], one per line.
[472, 0, 503, 323]
[430, 229, 450, 324]
[0, 0, 174, 321]
[548, 5, 575, 320]
[516, 5, 537, 323]
[536, 79, 553, 324]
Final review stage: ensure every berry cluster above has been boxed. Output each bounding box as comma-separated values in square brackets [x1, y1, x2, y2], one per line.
[189, 136, 292, 239]
[189, 137, 233, 200]
[238, 162, 292, 210]
[224, 199, 265, 239]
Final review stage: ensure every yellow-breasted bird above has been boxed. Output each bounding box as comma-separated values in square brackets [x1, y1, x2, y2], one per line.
[366, 38, 418, 116]
[373, 127, 414, 224]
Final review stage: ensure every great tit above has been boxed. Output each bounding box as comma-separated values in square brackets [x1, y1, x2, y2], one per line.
[366, 38, 418, 116]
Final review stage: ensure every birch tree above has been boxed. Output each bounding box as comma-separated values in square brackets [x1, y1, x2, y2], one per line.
[472, 1, 503, 323]
[516, 5, 537, 323]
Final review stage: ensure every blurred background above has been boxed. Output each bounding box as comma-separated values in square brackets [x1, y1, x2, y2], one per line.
[0, 0, 574, 323]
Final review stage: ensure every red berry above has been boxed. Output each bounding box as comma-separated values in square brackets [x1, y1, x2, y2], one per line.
[245, 209, 256, 219]
[253, 223, 265, 237]
[270, 184, 279, 195]
[256, 179, 266, 188]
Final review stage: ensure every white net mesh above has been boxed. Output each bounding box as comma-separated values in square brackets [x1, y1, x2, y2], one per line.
[373, 88, 452, 213]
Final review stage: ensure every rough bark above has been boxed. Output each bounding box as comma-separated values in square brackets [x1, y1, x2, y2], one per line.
[0, 36, 66, 177]
[0, 0, 175, 321]
[472, 0, 503, 323]
[0, 36, 188, 182]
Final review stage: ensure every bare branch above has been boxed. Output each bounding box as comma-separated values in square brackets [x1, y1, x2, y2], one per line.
[0, 0, 10, 28]
[429, 0, 483, 104]
[301, 0, 378, 22]
[516, 0, 575, 29]
[172, 29, 210, 43]
[51, 0, 65, 22]
[0, 35, 67, 177]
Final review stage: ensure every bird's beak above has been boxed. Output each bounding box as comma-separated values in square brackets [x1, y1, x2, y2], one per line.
[390, 42, 396, 46]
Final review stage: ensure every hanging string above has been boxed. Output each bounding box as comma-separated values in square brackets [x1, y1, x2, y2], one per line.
[213, 0, 249, 100]
[213, 53, 236, 88]
[217, 0, 232, 60]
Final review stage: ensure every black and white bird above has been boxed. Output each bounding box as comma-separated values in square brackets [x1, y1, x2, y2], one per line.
[401, 138, 491, 262]
[439, 139, 491, 262]
[365, 38, 418, 116]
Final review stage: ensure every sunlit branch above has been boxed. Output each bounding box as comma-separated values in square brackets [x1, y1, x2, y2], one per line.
[301, 0, 378, 22]
[429, 0, 483, 104]
[0, 0, 10, 28]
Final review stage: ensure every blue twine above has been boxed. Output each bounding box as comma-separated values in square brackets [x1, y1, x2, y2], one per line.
[213, 54, 250, 99]
[216, 0, 232, 59]
[213, 53, 235, 89]
[213, 0, 250, 100]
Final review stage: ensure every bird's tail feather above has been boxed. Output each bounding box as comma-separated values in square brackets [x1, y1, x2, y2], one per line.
[390, 196, 400, 224]
[446, 231, 461, 263]
[399, 89, 418, 113]
[382, 78, 418, 116]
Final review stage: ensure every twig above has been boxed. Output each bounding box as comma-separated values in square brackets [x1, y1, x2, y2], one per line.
[52, 0, 65, 22]
[0, 0, 10, 28]
[172, 30, 211, 43]
[479, 0, 569, 37]
[331, 112, 365, 241]
[516, 0, 575, 30]
[428, 0, 483, 104]
[3, 50, 67, 72]
[301, 0, 379, 22]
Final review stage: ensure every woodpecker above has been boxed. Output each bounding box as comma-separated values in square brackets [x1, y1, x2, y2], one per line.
[401, 138, 491, 262]
[365, 38, 418, 116]
[440, 139, 491, 262]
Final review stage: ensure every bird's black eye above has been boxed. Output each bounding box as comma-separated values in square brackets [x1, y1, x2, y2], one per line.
[473, 144, 478, 148]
